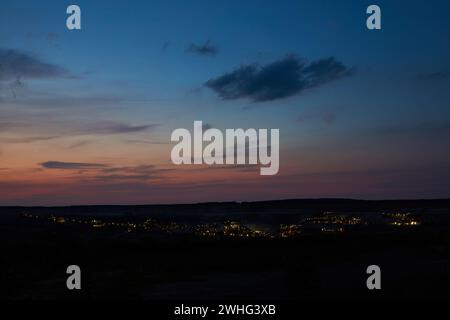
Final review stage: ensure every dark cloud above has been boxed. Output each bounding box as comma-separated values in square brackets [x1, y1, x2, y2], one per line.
[186, 40, 217, 57]
[0, 48, 68, 81]
[205, 56, 353, 102]
[79, 122, 158, 135]
[41, 161, 107, 170]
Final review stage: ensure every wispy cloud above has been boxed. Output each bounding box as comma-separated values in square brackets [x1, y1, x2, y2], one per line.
[186, 40, 218, 57]
[94, 165, 173, 182]
[417, 72, 450, 81]
[67, 140, 91, 149]
[200, 164, 260, 172]
[0, 48, 69, 81]
[297, 111, 337, 125]
[0, 136, 57, 143]
[40, 161, 107, 170]
[40, 161, 173, 182]
[161, 41, 170, 52]
[0, 109, 159, 137]
[127, 139, 170, 145]
[0, 120, 27, 132]
[206, 55, 353, 102]
[371, 122, 450, 136]
[76, 122, 158, 135]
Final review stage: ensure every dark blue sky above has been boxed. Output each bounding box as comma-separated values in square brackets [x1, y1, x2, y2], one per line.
[1, 0, 450, 205]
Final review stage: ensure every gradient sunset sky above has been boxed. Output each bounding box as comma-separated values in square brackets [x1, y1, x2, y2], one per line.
[1, 0, 450, 205]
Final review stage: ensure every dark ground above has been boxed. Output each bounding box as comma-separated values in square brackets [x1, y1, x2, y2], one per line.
[2, 199, 450, 300]
[1, 222, 450, 300]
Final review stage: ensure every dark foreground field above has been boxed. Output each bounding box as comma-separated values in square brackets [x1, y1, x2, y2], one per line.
[1, 222, 450, 300]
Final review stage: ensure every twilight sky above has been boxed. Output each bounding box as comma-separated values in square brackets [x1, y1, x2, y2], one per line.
[1, 0, 450, 205]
